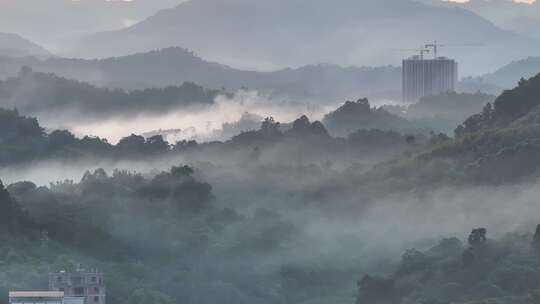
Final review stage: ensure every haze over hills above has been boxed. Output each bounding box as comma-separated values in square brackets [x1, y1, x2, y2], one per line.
[0, 68, 221, 123]
[2, 45, 534, 104]
[424, 0, 540, 39]
[480, 57, 540, 89]
[2, 45, 533, 106]
[0, 32, 51, 59]
[455, 55, 540, 94]
[0, 0, 184, 53]
[0, 48, 401, 103]
[75, 0, 540, 75]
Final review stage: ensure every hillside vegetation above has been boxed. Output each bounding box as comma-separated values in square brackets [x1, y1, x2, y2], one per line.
[0, 67, 223, 120]
[385, 92, 495, 134]
[357, 227, 540, 304]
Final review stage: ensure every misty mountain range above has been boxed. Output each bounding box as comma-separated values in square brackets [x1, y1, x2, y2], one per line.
[1, 44, 534, 105]
[73, 0, 540, 76]
[1, 0, 539, 78]
[1, 0, 539, 101]
[0, 48, 401, 103]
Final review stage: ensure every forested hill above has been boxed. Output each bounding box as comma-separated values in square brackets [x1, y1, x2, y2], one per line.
[303, 71, 540, 211]
[359, 72, 540, 189]
[323, 98, 419, 136]
[0, 67, 223, 120]
[384, 92, 495, 134]
[357, 227, 540, 304]
[0, 165, 228, 304]
[0, 47, 401, 102]
[0, 104, 422, 167]
[0, 181, 31, 236]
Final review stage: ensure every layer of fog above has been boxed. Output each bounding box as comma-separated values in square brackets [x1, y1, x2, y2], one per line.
[4, 150, 540, 262]
[3, 89, 525, 266]
[210, 170, 540, 261]
[4, 156, 539, 303]
[2, 137, 540, 304]
[43, 90, 336, 144]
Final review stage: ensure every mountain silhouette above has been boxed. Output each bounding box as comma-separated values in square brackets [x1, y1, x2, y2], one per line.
[75, 0, 540, 75]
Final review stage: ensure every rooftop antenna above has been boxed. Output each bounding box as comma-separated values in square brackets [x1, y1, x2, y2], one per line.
[425, 41, 439, 59]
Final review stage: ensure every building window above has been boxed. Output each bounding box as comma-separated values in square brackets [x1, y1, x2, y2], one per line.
[74, 287, 85, 295]
[57, 276, 63, 283]
[94, 287, 99, 293]
[94, 296, 99, 303]
[72, 277, 83, 284]
[91, 277, 97, 283]
[59, 288, 65, 292]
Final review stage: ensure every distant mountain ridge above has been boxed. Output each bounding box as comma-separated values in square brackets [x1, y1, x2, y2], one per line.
[456, 56, 540, 93]
[74, 0, 540, 75]
[0, 47, 401, 102]
[422, 0, 540, 39]
[5, 46, 537, 104]
[0, 32, 51, 58]
[481, 57, 540, 89]
[0, 0, 184, 53]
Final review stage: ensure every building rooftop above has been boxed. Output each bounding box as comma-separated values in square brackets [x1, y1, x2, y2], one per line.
[405, 56, 455, 61]
[9, 292, 65, 298]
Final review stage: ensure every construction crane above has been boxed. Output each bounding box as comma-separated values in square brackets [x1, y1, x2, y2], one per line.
[424, 41, 482, 59]
[390, 47, 430, 60]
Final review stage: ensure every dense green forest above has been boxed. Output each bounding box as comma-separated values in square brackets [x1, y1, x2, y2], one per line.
[357, 227, 540, 304]
[322, 98, 420, 137]
[0, 164, 376, 304]
[0, 166, 233, 304]
[3, 70, 540, 304]
[333, 73, 540, 197]
[348, 72, 540, 304]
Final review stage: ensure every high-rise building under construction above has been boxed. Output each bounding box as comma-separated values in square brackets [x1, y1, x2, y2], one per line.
[402, 56, 458, 103]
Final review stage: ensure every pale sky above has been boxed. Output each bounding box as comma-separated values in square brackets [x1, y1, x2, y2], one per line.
[446, 0, 535, 3]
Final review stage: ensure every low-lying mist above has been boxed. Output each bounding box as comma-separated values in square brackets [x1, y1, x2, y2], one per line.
[3, 121, 540, 303]
[4, 148, 540, 256]
[55, 90, 334, 143]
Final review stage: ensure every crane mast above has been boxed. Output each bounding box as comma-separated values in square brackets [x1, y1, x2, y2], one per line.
[425, 41, 439, 59]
